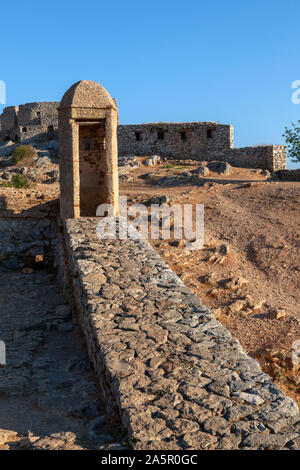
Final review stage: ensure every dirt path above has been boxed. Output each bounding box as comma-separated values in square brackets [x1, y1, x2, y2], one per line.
[0, 270, 126, 450]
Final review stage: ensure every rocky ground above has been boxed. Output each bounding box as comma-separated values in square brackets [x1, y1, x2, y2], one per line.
[118, 157, 300, 407]
[0, 270, 126, 450]
[0, 139, 60, 187]
[0, 141, 299, 439]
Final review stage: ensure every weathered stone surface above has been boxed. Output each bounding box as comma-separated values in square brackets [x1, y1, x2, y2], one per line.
[0, 270, 125, 450]
[207, 161, 232, 175]
[241, 432, 295, 450]
[58, 218, 300, 450]
[203, 416, 231, 436]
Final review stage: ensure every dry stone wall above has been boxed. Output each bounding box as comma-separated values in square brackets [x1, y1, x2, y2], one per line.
[0, 218, 58, 270]
[118, 123, 286, 172]
[60, 218, 300, 450]
[0, 102, 59, 143]
[276, 168, 300, 181]
[225, 145, 286, 172]
[118, 122, 233, 160]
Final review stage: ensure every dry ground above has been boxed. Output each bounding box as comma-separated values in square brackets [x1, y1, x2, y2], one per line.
[120, 159, 300, 406]
[0, 159, 299, 408]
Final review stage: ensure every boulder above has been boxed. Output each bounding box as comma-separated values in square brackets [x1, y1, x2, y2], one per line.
[118, 156, 140, 168]
[260, 169, 271, 178]
[35, 155, 52, 168]
[145, 155, 161, 166]
[146, 195, 171, 205]
[196, 166, 210, 177]
[119, 174, 134, 182]
[207, 161, 232, 175]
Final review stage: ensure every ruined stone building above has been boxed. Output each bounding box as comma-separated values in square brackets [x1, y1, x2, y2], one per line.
[0, 102, 59, 143]
[0, 98, 287, 172]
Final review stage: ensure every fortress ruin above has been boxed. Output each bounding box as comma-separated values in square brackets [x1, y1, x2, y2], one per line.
[0, 80, 299, 450]
[0, 99, 286, 173]
[0, 101, 58, 143]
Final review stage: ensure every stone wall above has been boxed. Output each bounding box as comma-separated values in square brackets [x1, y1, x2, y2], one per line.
[0, 191, 58, 270]
[117, 123, 286, 171]
[225, 145, 286, 172]
[0, 106, 18, 130]
[118, 122, 233, 160]
[0, 102, 59, 144]
[59, 217, 300, 450]
[0, 218, 58, 270]
[17, 102, 59, 127]
[276, 168, 300, 181]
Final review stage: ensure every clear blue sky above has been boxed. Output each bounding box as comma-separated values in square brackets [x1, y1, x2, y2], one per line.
[1, 0, 299, 168]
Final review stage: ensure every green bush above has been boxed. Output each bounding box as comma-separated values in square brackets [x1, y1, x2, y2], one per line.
[283, 121, 300, 163]
[2, 174, 31, 188]
[12, 145, 36, 166]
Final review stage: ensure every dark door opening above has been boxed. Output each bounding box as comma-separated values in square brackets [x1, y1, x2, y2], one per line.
[78, 121, 107, 216]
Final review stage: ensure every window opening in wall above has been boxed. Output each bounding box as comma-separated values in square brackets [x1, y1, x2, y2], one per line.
[207, 128, 215, 139]
[47, 125, 54, 132]
[22, 127, 27, 133]
[181, 131, 186, 141]
[36, 112, 40, 117]
[157, 130, 165, 140]
[84, 137, 91, 151]
[135, 131, 141, 141]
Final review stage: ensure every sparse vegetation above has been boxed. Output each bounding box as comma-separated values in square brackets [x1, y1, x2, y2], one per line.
[12, 145, 37, 167]
[283, 121, 300, 164]
[2, 174, 31, 188]
[161, 163, 189, 170]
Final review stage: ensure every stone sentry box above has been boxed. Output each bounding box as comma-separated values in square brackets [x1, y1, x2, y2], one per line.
[58, 80, 119, 218]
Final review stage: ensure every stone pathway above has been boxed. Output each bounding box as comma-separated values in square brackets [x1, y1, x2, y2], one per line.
[0, 270, 126, 450]
[62, 218, 300, 450]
